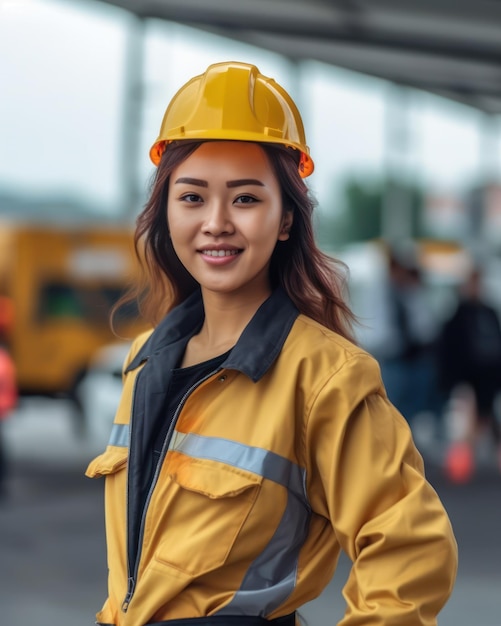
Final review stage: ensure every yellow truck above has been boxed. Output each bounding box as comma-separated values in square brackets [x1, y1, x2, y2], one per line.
[0, 220, 148, 405]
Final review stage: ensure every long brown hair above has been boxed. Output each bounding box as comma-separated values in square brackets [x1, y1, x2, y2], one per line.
[116, 141, 357, 342]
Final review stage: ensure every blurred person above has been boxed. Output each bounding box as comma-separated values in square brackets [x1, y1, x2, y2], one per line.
[86, 61, 457, 626]
[378, 246, 440, 426]
[0, 296, 17, 500]
[438, 267, 501, 479]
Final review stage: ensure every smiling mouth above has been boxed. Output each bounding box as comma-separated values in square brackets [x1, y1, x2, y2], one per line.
[201, 249, 241, 257]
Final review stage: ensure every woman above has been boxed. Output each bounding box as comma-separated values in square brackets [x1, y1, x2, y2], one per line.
[87, 61, 457, 626]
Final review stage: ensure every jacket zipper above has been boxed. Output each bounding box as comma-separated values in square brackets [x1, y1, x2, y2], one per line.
[121, 367, 223, 613]
[121, 368, 140, 613]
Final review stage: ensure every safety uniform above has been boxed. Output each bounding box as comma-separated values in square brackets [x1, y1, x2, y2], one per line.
[86, 288, 457, 626]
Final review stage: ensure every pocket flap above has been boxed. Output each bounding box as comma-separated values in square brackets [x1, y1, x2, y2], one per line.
[168, 455, 261, 498]
[85, 447, 128, 478]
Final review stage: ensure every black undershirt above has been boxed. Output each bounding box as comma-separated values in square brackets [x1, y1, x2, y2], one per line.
[151, 349, 231, 470]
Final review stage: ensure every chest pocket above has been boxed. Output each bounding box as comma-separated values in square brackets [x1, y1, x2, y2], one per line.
[151, 454, 262, 576]
[86, 447, 129, 524]
[86, 447, 128, 478]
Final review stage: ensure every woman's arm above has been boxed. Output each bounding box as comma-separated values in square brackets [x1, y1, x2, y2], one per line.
[305, 353, 457, 625]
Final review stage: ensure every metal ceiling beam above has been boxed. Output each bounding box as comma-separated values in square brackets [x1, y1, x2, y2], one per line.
[89, 0, 501, 114]
[94, 2, 501, 65]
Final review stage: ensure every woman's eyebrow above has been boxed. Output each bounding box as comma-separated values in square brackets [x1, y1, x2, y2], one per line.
[226, 179, 265, 188]
[174, 177, 208, 187]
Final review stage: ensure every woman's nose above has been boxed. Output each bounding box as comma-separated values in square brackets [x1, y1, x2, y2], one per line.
[202, 202, 234, 235]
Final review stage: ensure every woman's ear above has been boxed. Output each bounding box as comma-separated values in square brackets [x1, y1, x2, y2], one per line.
[278, 210, 294, 241]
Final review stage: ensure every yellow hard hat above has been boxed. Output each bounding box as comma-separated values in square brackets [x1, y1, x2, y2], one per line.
[149, 61, 314, 178]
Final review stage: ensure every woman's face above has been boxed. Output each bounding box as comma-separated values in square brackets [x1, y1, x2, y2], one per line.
[167, 141, 292, 300]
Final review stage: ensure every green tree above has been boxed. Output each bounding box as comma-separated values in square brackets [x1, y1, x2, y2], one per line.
[316, 175, 425, 249]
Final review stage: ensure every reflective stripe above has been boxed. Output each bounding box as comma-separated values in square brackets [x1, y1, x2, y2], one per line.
[170, 432, 306, 501]
[170, 431, 311, 616]
[108, 423, 129, 448]
[218, 490, 309, 616]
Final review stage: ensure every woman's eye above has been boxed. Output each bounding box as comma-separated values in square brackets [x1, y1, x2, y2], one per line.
[180, 193, 203, 203]
[235, 195, 258, 205]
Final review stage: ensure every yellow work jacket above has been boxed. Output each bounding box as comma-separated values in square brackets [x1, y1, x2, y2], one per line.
[86, 288, 457, 626]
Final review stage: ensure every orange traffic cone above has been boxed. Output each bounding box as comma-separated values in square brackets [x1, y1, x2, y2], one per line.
[444, 441, 474, 484]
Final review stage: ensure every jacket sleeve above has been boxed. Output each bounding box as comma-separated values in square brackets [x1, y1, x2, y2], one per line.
[304, 352, 457, 626]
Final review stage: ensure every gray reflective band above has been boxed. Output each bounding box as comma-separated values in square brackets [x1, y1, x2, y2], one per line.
[170, 431, 311, 616]
[218, 492, 309, 616]
[108, 423, 129, 448]
[170, 432, 307, 501]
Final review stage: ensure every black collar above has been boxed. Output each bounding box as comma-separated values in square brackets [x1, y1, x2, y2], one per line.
[126, 288, 299, 382]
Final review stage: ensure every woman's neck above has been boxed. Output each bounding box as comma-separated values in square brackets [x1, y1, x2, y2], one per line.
[181, 288, 271, 367]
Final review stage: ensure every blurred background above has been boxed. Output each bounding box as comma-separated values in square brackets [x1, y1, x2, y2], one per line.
[1, 1, 500, 624]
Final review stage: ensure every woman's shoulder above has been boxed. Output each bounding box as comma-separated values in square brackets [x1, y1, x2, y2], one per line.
[123, 329, 155, 369]
[288, 315, 386, 402]
[287, 313, 381, 377]
[292, 313, 371, 358]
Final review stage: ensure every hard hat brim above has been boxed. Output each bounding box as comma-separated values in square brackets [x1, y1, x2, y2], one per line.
[150, 138, 314, 178]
